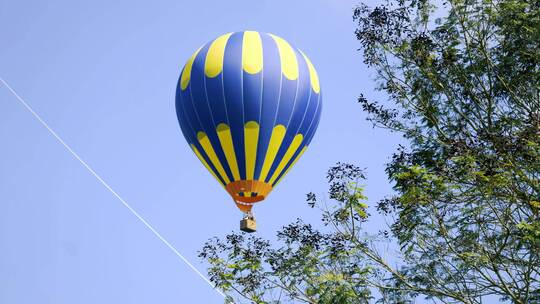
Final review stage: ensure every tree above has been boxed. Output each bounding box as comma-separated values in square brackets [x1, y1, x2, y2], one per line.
[199, 0, 540, 302]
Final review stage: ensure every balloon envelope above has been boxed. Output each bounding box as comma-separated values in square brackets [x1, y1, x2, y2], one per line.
[176, 31, 322, 211]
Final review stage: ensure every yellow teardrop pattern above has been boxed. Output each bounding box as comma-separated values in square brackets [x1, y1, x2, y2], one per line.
[268, 134, 304, 185]
[216, 123, 240, 181]
[205, 33, 233, 78]
[197, 131, 231, 184]
[269, 34, 298, 80]
[300, 50, 320, 93]
[259, 125, 287, 182]
[180, 47, 202, 90]
[242, 31, 263, 74]
[244, 121, 260, 180]
[273, 146, 308, 187]
[190, 144, 225, 188]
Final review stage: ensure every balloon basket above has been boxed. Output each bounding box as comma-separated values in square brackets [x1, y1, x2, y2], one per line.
[240, 216, 257, 233]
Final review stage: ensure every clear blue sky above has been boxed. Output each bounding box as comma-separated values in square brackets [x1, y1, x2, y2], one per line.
[0, 0, 403, 302]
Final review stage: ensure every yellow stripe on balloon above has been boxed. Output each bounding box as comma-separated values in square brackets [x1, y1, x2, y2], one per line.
[180, 47, 202, 90]
[190, 144, 225, 188]
[269, 34, 298, 80]
[259, 125, 286, 182]
[273, 146, 307, 187]
[300, 51, 320, 93]
[242, 31, 263, 74]
[216, 123, 240, 181]
[205, 33, 233, 78]
[268, 134, 303, 185]
[244, 121, 260, 180]
[197, 131, 231, 184]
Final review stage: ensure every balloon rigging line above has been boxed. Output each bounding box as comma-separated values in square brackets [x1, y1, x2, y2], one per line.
[0, 77, 225, 299]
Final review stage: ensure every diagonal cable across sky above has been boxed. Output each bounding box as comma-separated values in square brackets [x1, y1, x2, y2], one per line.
[0, 77, 225, 299]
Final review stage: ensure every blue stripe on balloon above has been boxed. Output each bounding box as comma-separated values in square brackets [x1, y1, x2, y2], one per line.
[270, 91, 321, 186]
[253, 33, 282, 180]
[296, 87, 319, 136]
[242, 71, 262, 123]
[176, 74, 228, 186]
[190, 42, 235, 182]
[222, 32, 247, 180]
[273, 72, 298, 126]
[304, 93, 322, 144]
[178, 65, 205, 142]
[265, 49, 311, 182]
[205, 67, 229, 126]
[285, 50, 312, 134]
[175, 68, 192, 140]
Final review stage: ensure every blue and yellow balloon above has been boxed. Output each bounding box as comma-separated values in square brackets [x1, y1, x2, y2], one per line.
[176, 31, 322, 215]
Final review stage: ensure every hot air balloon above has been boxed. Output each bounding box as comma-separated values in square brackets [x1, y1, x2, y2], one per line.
[175, 31, 321, 232]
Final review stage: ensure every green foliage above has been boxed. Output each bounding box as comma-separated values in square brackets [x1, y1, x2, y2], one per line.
[354, 0, 539, 302]
[200, 164, 375, 303]
[200, 0, 539, 302]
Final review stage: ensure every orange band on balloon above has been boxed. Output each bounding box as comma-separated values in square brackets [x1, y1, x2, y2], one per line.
[226, 180, 273, 210]
[234, 200, 254, 212]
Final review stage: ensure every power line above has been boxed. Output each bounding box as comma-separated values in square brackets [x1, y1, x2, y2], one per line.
[0, 77, 225, 299]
